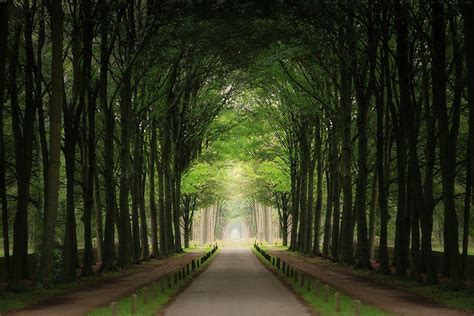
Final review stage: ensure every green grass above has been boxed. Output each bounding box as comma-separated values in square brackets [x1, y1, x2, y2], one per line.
[0, 270, 123, 313]
[261, 244, 474, 312]
[87, 280, 178, 316]
[0, 247, 35, 257]
[252, 247, 388, 316]
[183, 245, 213, 253]
[351, 269, 474, 311]
[0, 249, 205, 314]
[431, 245, 474, 255]
[87, 248, 218, 316]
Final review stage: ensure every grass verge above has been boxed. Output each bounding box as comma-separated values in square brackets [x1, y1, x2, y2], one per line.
[0, 248, 205, 314]
[261, 244, 474, 312]
[87, 247, 218, 316]
[252, 247, 389, 316]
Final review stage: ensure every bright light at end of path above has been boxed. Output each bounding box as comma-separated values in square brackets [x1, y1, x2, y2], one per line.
[230, 228, 241, 239]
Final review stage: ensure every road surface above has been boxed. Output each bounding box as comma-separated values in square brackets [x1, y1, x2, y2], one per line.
[164, 248, 311, 316]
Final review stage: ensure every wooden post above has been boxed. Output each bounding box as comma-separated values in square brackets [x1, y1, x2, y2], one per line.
[294, 270, 298, 282]
[167, 275, 171, 288]
[313, 280, 319, 296]
[142, 287, 148, 304]
[323, 285, 329, 302]
[110, 301, 118, 316]
[174, 272, 178, 284]
[160, 280, 165, 293]
[282, 261, 286, 273]
[335, 292, 341, 312]
[354, 300, 361, 316]
[131, 294, 138, 314]
[182, 267, 186, 278]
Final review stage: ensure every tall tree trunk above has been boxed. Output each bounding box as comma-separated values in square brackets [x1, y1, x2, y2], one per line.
[94, 169, 103, 262]
[368, 171, 378, 259]
[139, 142, 149, 260]
[393, 0, 410, 277]
[131, 131, 141, 263]
[330, 167, 342, 261]
[330, 117, 341, 261]
[281, 194, 289, 246]
[203, 208, 208, 244]
[81, 0, 95, 276]
[173, 162, 182, 252]
[35, 4, 47, 256]
[297, 166, 306, 251]
[38, 0, 63, 285]
[407, 69, 424, 281]
[62, 15, 82, 279]
[305, 153, 315, 254]
[322, 170, 332, 259]
[462, 2, 474, 278]
[99, 0, 117, 273]
[157, 144, 167, 255]
[421, 57, 437, 283]
[313, 118, 323, 257]
[10, 4, 36, 287]
[163, 132, 174, 253]
[117, 68, 133, 266]
[183, 196, 191, 249]
[463, 160, 471, 277]
[431, 2, 462, 286]
[62, 129, 79, 280]
[0, 0, 10, 279]
[149, 118, 159, 257]
[289, 142, 299, 250]
[339, 53, 354, 264]
[339, 5, 355, 264]
[378, 4, 391, 275]
[353, 76, 371, 270]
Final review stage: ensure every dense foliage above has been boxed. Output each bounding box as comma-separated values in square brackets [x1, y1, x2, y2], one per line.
[0, 0, 473, 292]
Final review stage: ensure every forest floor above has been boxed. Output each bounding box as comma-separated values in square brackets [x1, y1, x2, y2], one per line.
[267, 247, 473, 316]
[2, 250, 203, 316]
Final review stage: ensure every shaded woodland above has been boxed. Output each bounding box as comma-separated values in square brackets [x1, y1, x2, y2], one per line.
[0, 0, 473, 292]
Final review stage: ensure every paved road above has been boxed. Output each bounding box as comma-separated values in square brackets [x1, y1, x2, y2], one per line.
[164, 248, 311, 316]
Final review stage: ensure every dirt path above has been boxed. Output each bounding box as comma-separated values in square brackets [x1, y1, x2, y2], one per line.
[7, 252, 202, 316]
[269, 249, 470, 316]
[163, 248, 311, 316]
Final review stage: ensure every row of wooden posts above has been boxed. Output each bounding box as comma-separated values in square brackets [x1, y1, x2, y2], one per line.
[254, 244, 362, 316]
[110, 245, 218, 315]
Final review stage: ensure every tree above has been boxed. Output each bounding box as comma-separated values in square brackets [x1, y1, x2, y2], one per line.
[38, 0, 64, 286]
